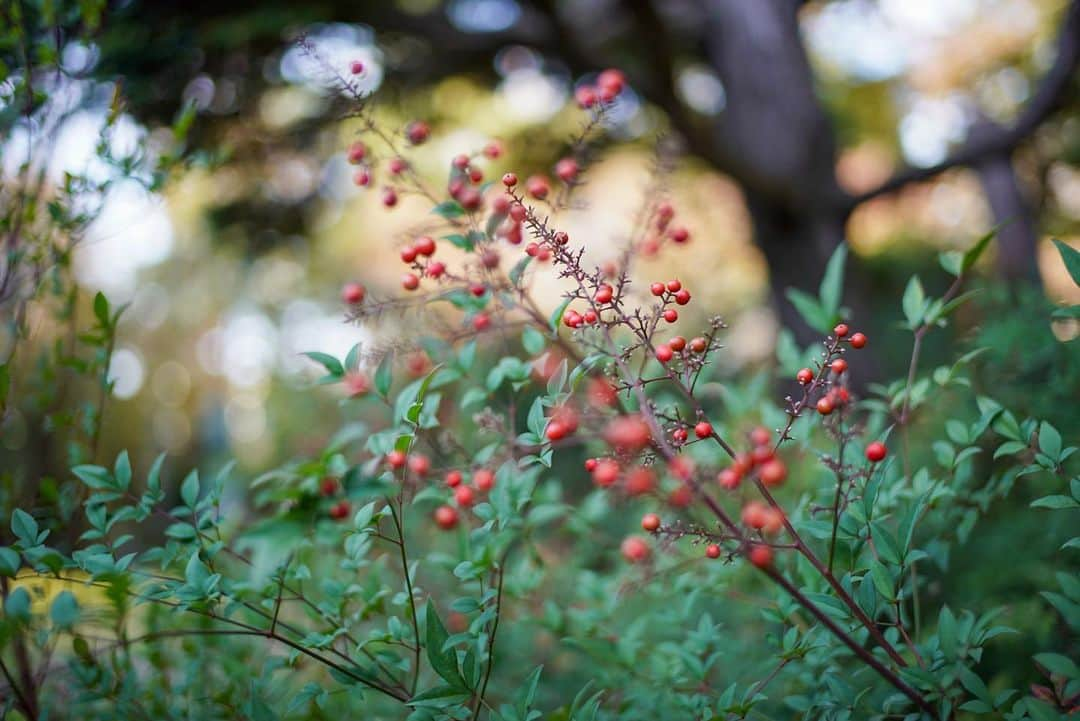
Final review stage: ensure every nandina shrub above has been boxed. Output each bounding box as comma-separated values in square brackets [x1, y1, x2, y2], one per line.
[1, 42, 1078, 721]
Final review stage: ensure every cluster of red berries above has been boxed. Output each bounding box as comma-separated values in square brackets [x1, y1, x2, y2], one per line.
[574, 68, 626, 108]
[322, 476, 352, 520]
[545, 406, 580, 441]
[639, 202, 692, 257]
[398, 235, 441, 291]
[716, 427, 786, 490]
[794, 324, 869, 416]
[432, 467, 496, 530]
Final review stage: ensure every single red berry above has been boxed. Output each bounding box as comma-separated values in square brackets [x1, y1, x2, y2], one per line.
[526, 175, 550, 199]
[866, 441, 887, 463]
[406, 120, 430, 145]
[673, 289, 691, 305]
[382, 188, 398, 207]
[344, 372, 370, 397]
[408, 453, 430, 476]
[625, 467, 656, 496]
[742, 501, 769, 529]
[342, 282, 365, 304]
[705, 544, 721, 559]
[470, 283, 486, 297]
[669, 456, 694, 481]
[655, 344, 674, 363]
[350, 60, 365, 75]
[595, 285, 614, 304]
[666, 279, 682, 292]
[584, 458, 598, 472]
[759, 459, 787, 487]
[662, 309, 678, 323]
[830, 358, 848, 375]
[459, 187, 481, 210]
[468, 167, 483, 184]
[354, 169, 370, 186]
[400, 245, 418, 263]
[575, 85, 597, 108]
[553, 231, 569, 245]
[669, 227, 690, 243]
[592, 459, 620, 487]
[427, 261, 446, 279]
[445, 470, 463, 487]
[473, 468, 495, 492]
[330, 500, 351, 520]
[320, 477, 339, 497]
[717, 468, 741, 490]
[749, 426, 771, 447]
[555, 157, 579, 183]
[669, 336, 686, 352]
[454, 485, 475, 507]
[502, 172, 518, 187]
[849, 332, 867, 349]
[690, 337, 708, 354]
[834, 323, 849, 337]
[816, 397, 834, 416]
[481, 248, 500, 268]
[483, 140, 503, 158]
[650, 282, 666, 297]
[473, 313, 491, 331]
[748, 544, 774, 568]
[657, 202, 674, 221]
[347, 142, 366, 164]
[434, 505, 459, 529]
[492, 194, 510, 214]
[389, 157, 407, 175]
[597, 68, 626, 95]
[796, 368, 814, 385]
[545, 420, 568, 441]
[452, 154, 470, 170]
[603, 415, 651, 451]
[672, 427, 688, 444]
[509, 203, 527, 222]
[387, 450, 407, 468]
[621, 536, 650, 563]
[402, 272, 420, 291]
[583, 309, 598, 324]
[695, 421, 713, 439]
[751, 445, 773, 465]
[641, 513, 661, 532]
[731, 453, 752, 477]
[414, 236, 436, 256]
[668, 484, 693, 508]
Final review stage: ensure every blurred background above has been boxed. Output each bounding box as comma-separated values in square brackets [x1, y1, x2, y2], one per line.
[1, 0, 1078, 479]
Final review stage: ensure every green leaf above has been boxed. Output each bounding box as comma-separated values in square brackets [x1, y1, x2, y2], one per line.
[902, 275, 925, 329]
[11, 509, 39, 546]
[344, 343, 361, 372]
[0, 547, 20, 576]
[869, 562, 895, 601]
[819, 244, 847, 315]
[375, 352, 393, 398]
[180, 470, 200, 509]
[522, 326, 545, 356]
[1051, 238, 1080, 287]
[425, 603, 467, 690]
[1034, 652, 1079, 679]
[443, 233, 474, 251]
[4, 586, 30, 620]
[939, 251, 963, 277]
[302, 352, 344, 378]
[938, 605, 958, 658]
[549, 297, 573, 332]
[1031, 495, 1079, 510]
[961, 228, 996, 274]
[114, 451, 132, 491]
[432, 201, 465, 218]
[147, 453, 166, 496]
[1051, 304, 1080, 320]
[50, 591, 80, 628]
[72, 464, 113, 489]
[1038, 422, 1062, 461]
[93, 291, 111, 329]
[509, 255, 531, 286]
[786, 288, 831, 333]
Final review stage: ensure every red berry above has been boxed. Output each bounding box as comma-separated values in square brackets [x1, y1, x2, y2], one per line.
[830, 358, 848, 375]
[406, 120, 430, 145]
[470, 283, 486, 297]
[342, 282, 365, 304]
[657, 202, 675, 222]
[427, 261, 446, 279]
[402, 273, 420, 291]
[749, 426, 771, 447]
[414, 236, 436, 256]
[575, 85, 597, 108]
[751, 445, 774, 466]
[434, 505, 459, 529]
[662, 309, 678, 323]
[742, 501, 769, 529]
[694, 421, 713, 439]
[796, 368, 814, 385]
[641, 513, 661, 532]
[330, 500, 351, 520]
[669, 227, 690, 243]
[655, 344, 674, 363]
[672, 427, 688, 444]
[673, 289, 691, 305]
[344, 371, 370, 397]
[320, 477, 339, 497]
[669, 336, 686, 352]
[347, 142, 366, 164]
[705, 544, 721, 559]
[816, 397, 834, 416]
[473, 468, 495, 492]
[483, 140, 503, 158]
[473, 313, 491, 331]
[689, 337, 707, 354]
[849, 332, 867, 349]
[592, 459, 620, 487]
[759, 459, 787, 487]
[353, 169, 370, 186]
[555, 157, 579, 183]
[621, 536, 650, 563]
[389, 157, 407, 175]
[400, 245, 418, 263]
[408, 453, 430, 476]
[717, 468, 741, 490]
[603, 415, 652, 451]
[454, 485, 475, 507]
[625, 467, 656, 496]
[509, 203, 527, 222]
[595, 284, 614, 304]
[834, 323, 849, 337]
[668, 485, 693, 508]
[666, 279, 682, 292]
[866, 441, 887, 463]
[459, 187, 481, 211]
[588, 378, 618, 407]
[545, 420, 568, 441]
[597, 68, 626, 96]
[584, 458, 598, 472]
[669, 456, 694, 481]
[526, 175, 550, 199]
[480, 248, 500, 268]
[445, 470, 463, 487]
[468, 167, 483, 184]
[382, 188, 398, 207]
[350, 60, 365, 75]
[492, 195, 510, 214]
[650, 282, 666, 297]
[387, 450, 407, 469]
[502, 172, 518, 187]
[452, 154, 470, 170]
[748, 544, 773, 568]
[583, 310, 598, 324]
[553, 231, 569, 245]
